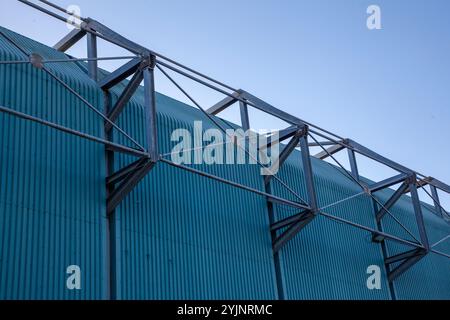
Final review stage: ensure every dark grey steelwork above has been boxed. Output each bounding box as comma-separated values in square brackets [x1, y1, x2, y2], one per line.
[53, 28, 86, 52]
[207, 90, 243, 115]
[375, 182, 410, 222]
[2, 0, 449, 287]
[386, 250, 427, 282]
[409, 180, 430, 250]
[160, 159, 309, 211]
[315, 143, 346, 160]
[264, 127, 305, 185]
[107, 158, 149, 187]
[430, 185, 444, 217]
[369, 173, 409, 193]
[0, 105, 148, 158]
[346, 139, 413, 175]
[0, 55, 138, 65]
[272, 130, 319, 253]
[98, 58, 143, 90]
[105, 69, 144, 132]
[87, 33, 98, 81]
[107, 160, 156, 214]
[347, 149, 359, 180]
[239, 100, 250, 132]
[259, 126, 298, 151]
[143, 62, 158, 161]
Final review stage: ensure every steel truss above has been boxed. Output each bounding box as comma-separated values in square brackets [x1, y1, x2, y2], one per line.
[0, 0, 449, 292]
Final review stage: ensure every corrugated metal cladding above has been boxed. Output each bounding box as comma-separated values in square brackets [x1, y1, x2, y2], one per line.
[0, 27, 107, 299]
[1, 27, 450, 300]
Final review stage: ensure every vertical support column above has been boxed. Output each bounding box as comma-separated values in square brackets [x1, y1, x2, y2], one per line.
[265, 182, 287, 300]
[262, 116, 286, 299]
[143, 56, 158, 161]
[299, 131, 318, 212]
[409, 180, 430, 251]
[87, 33, 98, 81]
[372, 199, 396, 299]
[430, 185, 444, 217]
[239, 100, 250, 132]
[348, 149, 359, 180]
[103, 90, 120, 300]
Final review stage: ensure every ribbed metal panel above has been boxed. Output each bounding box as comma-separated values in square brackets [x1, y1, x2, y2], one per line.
[0, 27, 107, 300]
[104, 85, 279, 299]
[271, 159, 392, 300]
[1, 26, 450, 300]
[380, 191, 450, 300]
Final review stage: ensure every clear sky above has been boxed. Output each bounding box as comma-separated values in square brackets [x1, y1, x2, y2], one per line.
[1, 0, 449, 208]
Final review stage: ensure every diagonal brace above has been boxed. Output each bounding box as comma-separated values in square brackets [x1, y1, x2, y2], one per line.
[270, 210, 309, 232]
[273, 211, 316, 253]
[264, 126, 307, 185]
[105, 69, 144, 132]
[107, 159, 156, 214]
[98, 57, 143, 90]
[206, 90, 243, 115]
[314, 143, 346, 160]
[107, 157, 149, 187]
[376, 182, 410, 222]
[53, 28, 86, 52]
[386, 249, 427, 282]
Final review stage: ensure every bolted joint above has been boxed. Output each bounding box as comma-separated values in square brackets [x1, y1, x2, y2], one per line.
[149, 153, 160, 164]
[405, 172, 418, 185]
[29, 53, 44, 69]
[141, 53, 156, 69]
[296, 124, 309, 138]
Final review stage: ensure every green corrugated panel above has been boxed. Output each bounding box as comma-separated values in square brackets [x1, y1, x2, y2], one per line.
[379, 190, 450, 300]
[271, 159, 392, 300]
[0, 27, 108, 300]
[2, 26, 450, 300]
[102, 83, 280, 299]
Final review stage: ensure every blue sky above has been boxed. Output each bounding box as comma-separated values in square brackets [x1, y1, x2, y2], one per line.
[1, 0, 449, 208]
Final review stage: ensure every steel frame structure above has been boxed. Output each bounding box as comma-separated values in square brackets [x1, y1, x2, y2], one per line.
[1, 0, 450, 297]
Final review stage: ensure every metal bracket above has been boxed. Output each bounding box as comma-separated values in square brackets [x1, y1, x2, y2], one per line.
[385, 249, 427, 282]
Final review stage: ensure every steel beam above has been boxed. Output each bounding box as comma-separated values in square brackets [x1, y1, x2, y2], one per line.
[161, 158, 309, 211]
[314, 144, 345, 160]
[105, 70, 144, 132]
[347, 149, 359, 180]
[428, 178, 450, 195]
[259, 126, 299, 150]
[86, 20, 149, 55]
[385, 249, 423, 265]
[87, 33, 98, 81]
[107, 158, 149, 187]
[270, 211, 310, 232]
[347, 139, 413, 174]
[272, 132, 319, 253]
[98, 58, 143, 90]
[0, 105, 147, 158]
[375, 182, 410, 222]
[299, 134, 318, 212]
[206, 91, 242, 115]
[387, 251, 426, 282]
[273, 212, 315, 253]
[143, 65, 158, 161]
[239, 91, 304, 126]
[53, 28, 86, 52]
[430, 185, 444, 217]
[107, 160, 156, 214]
[369, 173, 409, 193]
[264, 127, 305, 185]
[410, 181, 430, 250]
[239, 101, 250, 131]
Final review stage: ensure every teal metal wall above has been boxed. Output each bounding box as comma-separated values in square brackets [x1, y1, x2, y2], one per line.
[1, 27, 449, 300]
[0, 27, 107, 300]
